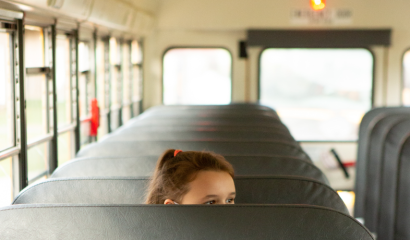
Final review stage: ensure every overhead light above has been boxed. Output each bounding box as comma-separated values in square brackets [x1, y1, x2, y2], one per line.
[310, 0, 326, 11]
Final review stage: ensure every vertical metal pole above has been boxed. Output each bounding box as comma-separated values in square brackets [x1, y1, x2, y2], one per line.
[72, 30, 80, 153]
[49, 25, 58, 171]
[16, 19, 28, 190]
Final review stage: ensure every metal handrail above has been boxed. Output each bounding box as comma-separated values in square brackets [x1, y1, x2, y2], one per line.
[58, 123, 77, 135]
[27, 134, 53, 149]
[0, 147, 20, 161]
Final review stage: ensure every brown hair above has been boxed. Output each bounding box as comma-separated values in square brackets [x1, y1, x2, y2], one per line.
[145, 149, 234, 204]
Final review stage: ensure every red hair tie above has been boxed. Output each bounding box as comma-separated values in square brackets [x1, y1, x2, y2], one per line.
[174, 149, 183, 157]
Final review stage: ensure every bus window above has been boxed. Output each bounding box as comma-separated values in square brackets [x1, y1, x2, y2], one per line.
[78, 41, 93, 146]
[260, 49, 373, 141]
[78, 41, 90, 119]
[58, 131, 74, 166]
[25, 26, 47, 141]
[0, 32, 13, 151]
[96, 38, 108, 138]
[122, 41, 131, 123]
[55, 33, 76, 165]
[56, 34, 72, 127]
[0, 157, 12, 206]
[110, 37, 121, 130]
[402, 50, 410, 105]
[27, 142, 48, 183]
[163, 48, 232, 105]
[131, 40, 142, 115]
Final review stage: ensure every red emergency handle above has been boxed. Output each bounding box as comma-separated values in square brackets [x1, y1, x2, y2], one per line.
[90, 98, 100, 137]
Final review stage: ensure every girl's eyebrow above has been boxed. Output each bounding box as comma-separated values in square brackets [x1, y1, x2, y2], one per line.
[201, 192, 236, 200]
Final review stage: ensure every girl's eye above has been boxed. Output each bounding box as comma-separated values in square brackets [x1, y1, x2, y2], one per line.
[226, 198, 235, 204]
[204, 200, 216, 205]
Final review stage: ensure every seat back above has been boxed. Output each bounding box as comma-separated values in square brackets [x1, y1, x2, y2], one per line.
[395, 138, 410, 240]
[354, 107, 410, 219]
[51, 156, 328, 184]
[13, 176, 345, 213]
[100, 130, 295, 142]
[377, 120, 410, 240]
[76, 141, 310, 160]
[360, 115, 410, 232]
[0, 204, 374, 240]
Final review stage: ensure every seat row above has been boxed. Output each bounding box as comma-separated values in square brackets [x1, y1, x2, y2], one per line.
[354, 107, 410, 240]
[0, 104, 373, 240]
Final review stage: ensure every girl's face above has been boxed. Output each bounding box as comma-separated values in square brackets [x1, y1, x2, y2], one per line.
[164, 170, 236, 205]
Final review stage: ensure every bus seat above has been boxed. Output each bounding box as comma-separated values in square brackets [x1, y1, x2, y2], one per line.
[75, 141, 310, 161]
[394, 138, 410, 240]
[358, 115, 410, 232]
[377, 120, 410, 240]
[123, 118, 285, 127]
[113, 124, 291, 136]
[0, 204, 374, 240]
[12, 177, 345, 213]
[354, 107, 410, 220]
[50, 156, 328, 184]
[137, 110, 279, 120]
[99, 130, 295, 142]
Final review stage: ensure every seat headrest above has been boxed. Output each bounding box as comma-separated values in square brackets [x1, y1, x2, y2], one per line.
[51, 156, 325, 183]
[13, 176, 346, 213]
[76, 141, 309, 160]
[0, 204, 374, 240]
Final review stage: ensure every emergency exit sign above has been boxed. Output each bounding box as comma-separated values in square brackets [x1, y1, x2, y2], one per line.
[291, 9, 352, 24]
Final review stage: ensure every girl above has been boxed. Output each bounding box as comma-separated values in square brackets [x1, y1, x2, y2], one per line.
[146, 149, 236, 205]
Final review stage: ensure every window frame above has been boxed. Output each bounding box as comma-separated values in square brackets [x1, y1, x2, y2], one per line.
[258, 47, 376, 143]
[0, 25, 16, 152]
[161, 46, 234, 105]
[400, 47, 410, 106]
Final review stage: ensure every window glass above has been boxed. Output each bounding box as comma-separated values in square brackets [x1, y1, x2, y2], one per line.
[163, 48, 232, 105]
[0, 32, 14, 150]
[56, 34, 72, 127]
[25, 26, 47, 141]
[260, 49, 373, 141]
[131, 40, 143, 115]
[131, 40, 142, 64]
[0, 157, 12, 207]
[58, 131, 74, 166]
[78, 41, 90, 119]
[96, 39, 108, 138]
[27, 142, 48, 181]
[122, 42, 131, 122]
[109, 38, 121, 130]
[402, 51, 410, 105]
